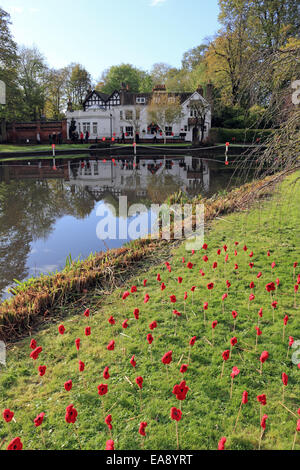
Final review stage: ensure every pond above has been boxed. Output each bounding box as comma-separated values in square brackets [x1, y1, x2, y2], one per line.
[0, 155, 243, 299]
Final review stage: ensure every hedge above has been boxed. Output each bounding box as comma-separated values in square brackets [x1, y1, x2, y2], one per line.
[209, 128, 274, 144]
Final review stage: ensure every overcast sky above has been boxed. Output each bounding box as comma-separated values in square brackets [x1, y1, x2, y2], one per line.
[1, 0, 221, 80]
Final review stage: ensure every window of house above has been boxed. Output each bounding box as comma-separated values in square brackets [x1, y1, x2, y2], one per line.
[136, 97, 146, 104]
[168, 96, 175, 104]
[93, 122, 98, 135]
[165, 126, 173, 136]
[125, 110, 133, 120]
[83, 123, 90, 134]
[125, 126, 133, 137]
[184, 125, 190, 132]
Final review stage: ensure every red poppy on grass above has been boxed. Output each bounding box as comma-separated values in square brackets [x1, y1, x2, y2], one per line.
[178, 277, 183, 284]
[173, 309, 181, 317]
[260, 351, 269, 364]
[122, 319, 129, 329]
[3, 409, 14, 423]
[212, 320, 218, 329]
[38, 366, 46, 377]
[58, 325, 65, 335]
[187, 262, 193, 269]
[203, 243, 208, 250]
[105, 440, 114, 450]
[131, 286, 137, 294]
[79, 361, 85, 372]
[98, 384, 108, 396]
[147, 334, 154, 345]
[255, 326, 262, 336]
[173, 381, 189, 401]
[257, 394, 267, 405]
[144, 294, 150, 304]
[170, 295, 177, 303]
[257, 272, 262, 279]
[234, 264, 239, 270]
[203, 255, 208, 263]
[222, 350, 230, 361]
[242, 391, 248, 404]
[249, 262, 254, 269]
[139, 422, 148, 436]
[230, 337, 238, 347]
[170, 407, 182, 422]
[207, 283, 214, 290]
[231, 366, 240, 378]
[217, 249, 221, 255]
[232, 310, 238, 320]
[30, 347, 43, 361]
[64, 380, 73, 392]
[218, 437, 226, 450]
[149, 321, 157, 331]
[243, 245, 248, 252]
[213, 262, 218, 269]
[180, 364, 188, 374]
[282, 373, 288, 386]
[30, 339, 37, 350]
[122, 291, 130, 300]
[261, 414, 268, 430]
[161, 282, 166, 291]
[105, 414, 112, 430]
[103, 367, 110, 380]
[156, 274, 161, 282]
[84, 309, 90, 317]
[108, 316, 115, 325]
[184, 292, 188, 301]
[190, 336, 197, 346]
[130, 356, 136, 368]
[7, 437, 23, 451]
[85, 327, 91, 336]
[265, 282, 276, 292]
[191, 286, 196, 292]
[162, 351, 173, 365]
[75, 338, 80, 351]
[143, 279, 147, 287]
[204, 302, 208, 310]
[107, 340, 115, 351]
[34, 412, 45, 428]
[249, 294, 255, 301]
[65, 404, 78, 424]
[136, 376, 143, 389]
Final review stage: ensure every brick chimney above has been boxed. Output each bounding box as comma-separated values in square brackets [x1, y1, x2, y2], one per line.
[196, 85, 204, 96]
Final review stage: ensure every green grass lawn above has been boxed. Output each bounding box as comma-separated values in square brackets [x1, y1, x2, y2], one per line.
[0, 144, 86, 153]
[0, 172, 299, 451]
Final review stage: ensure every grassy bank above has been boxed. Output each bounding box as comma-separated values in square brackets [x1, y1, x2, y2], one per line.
[0, 171, 299, 450]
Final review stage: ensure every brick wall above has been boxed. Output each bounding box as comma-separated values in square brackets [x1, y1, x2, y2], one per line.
[6, 120, 67, 144]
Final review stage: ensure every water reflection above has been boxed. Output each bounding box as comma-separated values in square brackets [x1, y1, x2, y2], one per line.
[0, 155, 231, 298]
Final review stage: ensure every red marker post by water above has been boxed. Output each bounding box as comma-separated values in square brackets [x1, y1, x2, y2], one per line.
[225, 142, 230, 165]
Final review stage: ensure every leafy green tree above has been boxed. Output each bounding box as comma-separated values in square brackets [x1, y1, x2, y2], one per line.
[101, 64, 148, 94]
[44, 68, 69, 120]
[182, 44, 209, 71]
[65, 63, 92, 109]
[147, 92, 183, 144]
[0, 7, 24, 121]
[17, 46, 48, 121]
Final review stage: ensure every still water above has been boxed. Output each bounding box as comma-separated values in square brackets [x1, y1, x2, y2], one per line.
[0, 155, 240, 299]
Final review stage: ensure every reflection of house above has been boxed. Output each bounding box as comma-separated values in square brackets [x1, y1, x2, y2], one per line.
[67, 157, 210, 199]
[66, 84, 212, 143]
